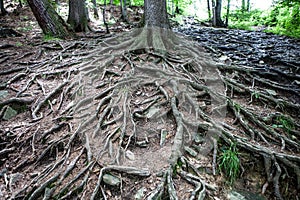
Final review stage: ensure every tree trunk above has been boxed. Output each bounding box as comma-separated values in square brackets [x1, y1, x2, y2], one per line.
[103, 0, 109, 33]
[92, 0, 99, 18]
[225, 0, 230, 26]
[0, 0, 7, 15]
[144, 0, 169, 28]
[211, 0, 216, 25]
[120, 0, 128, 22]
[67, 0, 88, 32]
[242, 0, 246, 12]
[246, 0, 250, 11]
[110, 0, 113, 5]
[212, 0, 224, 27]
[207, 0, 211, 20]
[27, 0, 71, 38]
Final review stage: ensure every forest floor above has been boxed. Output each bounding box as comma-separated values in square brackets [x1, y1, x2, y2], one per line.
[0, 3, 299, 200]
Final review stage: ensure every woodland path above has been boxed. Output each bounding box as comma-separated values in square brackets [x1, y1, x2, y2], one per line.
[0, 7, 299, 200]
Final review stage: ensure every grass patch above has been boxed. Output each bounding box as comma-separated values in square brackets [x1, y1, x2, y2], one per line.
[219, 143, 240, 185]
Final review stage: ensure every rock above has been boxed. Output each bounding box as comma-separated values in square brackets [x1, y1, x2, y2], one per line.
[134, 187, 146, 200]
[0, 90, 8, 99]
[125, 150, 135, 160]
[145, 106, 160, 118]
[3, 106, 18, 120]
[184, 146, 197, 157]
[228, 190, 266, 200]
[103, 174, 121, 186]
[160, 129, 167, 146]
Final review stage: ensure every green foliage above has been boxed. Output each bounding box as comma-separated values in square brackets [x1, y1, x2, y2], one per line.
[228, 1, 300, 38]
[43, 34, 61, 41]
[266, 1, 300, 38]
[272, 115, 295, 133]
[227, 9, 268, 30]
[219, 143, 240, 185]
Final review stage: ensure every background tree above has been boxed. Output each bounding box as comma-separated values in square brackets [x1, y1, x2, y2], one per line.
[225, 0, 230, 26]
[120, 0, 128, 22]
[212, 0, 224, 27]
[207, 0, 211, 20]
[0, 0, 7, 15]
[67, 0, 89, 32]
[246, 0, 250, 11]
[92, 0, 99, 18]
[242, 0, 246, 12]
[27, 0, 71, 38]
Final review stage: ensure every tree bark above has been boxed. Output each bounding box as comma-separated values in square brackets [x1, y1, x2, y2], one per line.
[120, 0, 128, 22]
[0, 0, 7, 15]
[225, 0, 230, 26]
[67, 0, 89, 32]
[242, 0, 246, 12]
[212, 0, 224, 27]
[247, 0, 250, 12]
[27, 0, 71, 38]
[92, 0, 99, 18]
[207, 0, 211, 20]
[103, 0, 109, 33]
[144, 0, 169, 28]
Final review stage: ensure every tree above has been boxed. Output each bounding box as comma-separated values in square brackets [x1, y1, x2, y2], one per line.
[242, 0, 246, 12]
[144, 0, 169, 28]
[207, 0, 212, 20]
[120, 0, 128, 22]
[27, 0, 71, 38]
[246, 0, 250, 11]
[67, 0, 89, 32]
[0, 0, 7, 15]
[92, 0, 99, 18]
[212, 0, 224, 27]
[225, 0, 231, 26]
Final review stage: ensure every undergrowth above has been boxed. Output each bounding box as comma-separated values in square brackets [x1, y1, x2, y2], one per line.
[219, 143, 240, 185]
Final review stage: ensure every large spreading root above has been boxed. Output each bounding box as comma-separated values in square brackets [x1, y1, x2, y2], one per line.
[0, 27, 299, 199]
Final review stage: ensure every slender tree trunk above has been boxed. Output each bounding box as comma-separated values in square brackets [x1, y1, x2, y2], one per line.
[212, 0, 224, 27]
[67, 0, 88, 32]
[110, 0, 113, 5]
[246, 0, 250, 11]
[0, 0, 7, 15]
[175, 1, 180, 14]
[211, 0, 216, 26]
[207, 0, 211, 20]
[225, 0, 230, 26]
[144, 0, 169, 28]
[103, 0, 109, 33]
[215, 0, 224, 27]
[18, 0, 23, 8]
[242, 0, 246, 12]
[92, 0, 99, 18]
[120, 0, 128, 22]
[27, 0, 71, 38]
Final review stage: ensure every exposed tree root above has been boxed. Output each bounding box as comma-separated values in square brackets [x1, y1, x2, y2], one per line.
[0, 27, 299, 199]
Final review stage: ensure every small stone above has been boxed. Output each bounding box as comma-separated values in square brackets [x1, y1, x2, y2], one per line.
[266, 89, 277, 96]
[145, 106, 160, 118]
[228, 190, 266, 200]
[125, 150, 135, 160]
[3, 106, 18, 120]
[103, 174, 121, 186]
[160, 129, 167, 146]
[0, 90, 8, 100]
[134, 187, 146, 200]
[184, 146, 198, 157]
